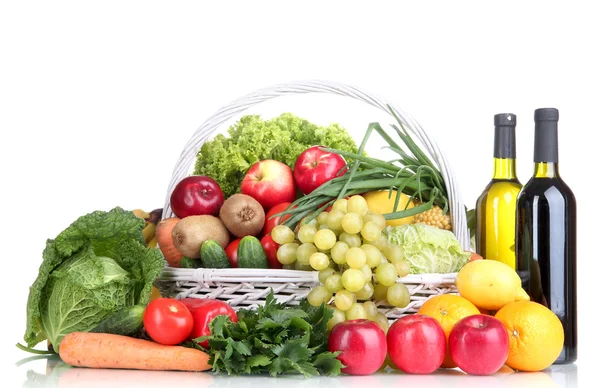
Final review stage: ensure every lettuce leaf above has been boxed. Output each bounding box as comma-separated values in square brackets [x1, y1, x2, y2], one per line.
[194, 113, 358, 197]
[386, 223, 470, 274]
[24, 207, 165, 351]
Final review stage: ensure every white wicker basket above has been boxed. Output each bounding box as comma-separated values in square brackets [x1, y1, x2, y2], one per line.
[157, 80, 469, 320]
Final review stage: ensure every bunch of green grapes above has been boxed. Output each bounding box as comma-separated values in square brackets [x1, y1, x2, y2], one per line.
[271, 195, 413, 333]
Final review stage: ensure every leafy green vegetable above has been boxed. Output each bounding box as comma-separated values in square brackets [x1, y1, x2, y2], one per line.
[386, 223, 470, 274]
[193, 292, 343, 377]
[194, 113, 358, 197]
[23, 207, 166, 351]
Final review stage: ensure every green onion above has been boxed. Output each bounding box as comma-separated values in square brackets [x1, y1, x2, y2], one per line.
[275, 107, 450, 229]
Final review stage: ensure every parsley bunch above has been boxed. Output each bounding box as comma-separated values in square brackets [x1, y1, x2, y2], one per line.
[194, 293, 344, 377]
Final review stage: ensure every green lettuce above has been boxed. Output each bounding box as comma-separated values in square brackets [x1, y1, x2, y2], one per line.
[386, 224, 470, 274]
[24, 207, 165, 351]
[194, 113, 358, 197]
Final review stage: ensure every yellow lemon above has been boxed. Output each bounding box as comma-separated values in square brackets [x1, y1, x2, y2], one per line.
[363, 190, 414, 226]
[455, 260, 529, 310]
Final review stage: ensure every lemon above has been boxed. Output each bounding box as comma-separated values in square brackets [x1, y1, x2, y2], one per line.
[455, 260, 529, 310]
[363, 190, 414, 226]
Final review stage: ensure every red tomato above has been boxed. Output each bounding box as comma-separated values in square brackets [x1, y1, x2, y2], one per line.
[143, 298, 193, 345]
[261, 234, 282, 269]
[263, 202, 294, 235]
[179, 298, 238, 348]
[225, 238, 242, 268]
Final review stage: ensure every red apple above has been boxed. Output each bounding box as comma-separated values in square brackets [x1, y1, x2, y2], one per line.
[387, 314, 446, 374]
[170, 176, 224, 218]
[328, 319, 387, 375]
[293, 146, 347, 195]
[449, 314, 509, 375]
[241, 160, 296, 210]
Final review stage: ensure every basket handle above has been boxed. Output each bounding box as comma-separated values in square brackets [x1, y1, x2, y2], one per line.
[162, 80, 471, 250]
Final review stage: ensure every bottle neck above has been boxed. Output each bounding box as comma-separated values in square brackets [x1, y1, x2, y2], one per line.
[534, 120, 559, 163]
[493, 158, 518, 180]
[534, 162, 560, 178]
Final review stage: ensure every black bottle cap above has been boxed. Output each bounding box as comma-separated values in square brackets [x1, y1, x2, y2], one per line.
[534, 108, 559, 122]
[493, 113, 517, 159]
[534, 108, 559, 163]
[494, 113, 517, 127]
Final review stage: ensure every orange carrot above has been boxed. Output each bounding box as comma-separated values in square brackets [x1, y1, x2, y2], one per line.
[59, 332, 211, 372]
[156, 217, 184, 267]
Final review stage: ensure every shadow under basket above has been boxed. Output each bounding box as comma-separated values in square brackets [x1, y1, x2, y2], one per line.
[156, 80, 469, 320]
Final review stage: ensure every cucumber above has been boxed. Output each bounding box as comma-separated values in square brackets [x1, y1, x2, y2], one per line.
[200, 239, 231, 268]
[238, 236, 268, 268]
[179, 256, 203, 268]
[90, 305, 144, 336]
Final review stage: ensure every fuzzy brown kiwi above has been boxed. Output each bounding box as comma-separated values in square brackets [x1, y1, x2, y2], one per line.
[219, 194, 266, 238]
[171, 215, 230, 258]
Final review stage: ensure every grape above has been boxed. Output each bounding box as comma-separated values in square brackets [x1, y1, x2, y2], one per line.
[364, 212, 387, 230]
[332, 198, 348, 213]
[363, 301, 379, 318]
[339, 232, 361, 248]
[282, 264, 295, 270]
[298, 225, 318, 244]
[316, 212, 329, 225]
[307, 285, 333, 307]
[345, 247, 367, 269]
[277, 243, 299, 265]
[347, 195, 368, 216]
[309, 252, 331, 271]
[393, 259, 411, 278]
[375, 262, 398, 286]
[341, 268, 366, 292]
[334, 290, 356, 311]
[373, 283, 389, 302]
[355, 281, 374, 300]
[299, 217, 318, 228]
[362, 244, 383, 268]
[326, 209, 345, 230]
[331, 241, 349, 264]
[373, 312, 390, 333]
[327, 307, 346, 330]
[371, 235, 389, 250]
[271, 225, 296, 244]
[383, 244, 404, 262]
[345, 303, 368, 320]
[325, 274, 344, 292]
[314, 229, 336, 251]
[359, 264, 373, 282]
[341, 213, 363, 234]
[296, 243, 318, 264]
[318, 224, 331, 231]
[294, 261, 313, 271]
[318, 267, 336, 283]
[361, 221, 382, 242]
[387, 283, 410, 308]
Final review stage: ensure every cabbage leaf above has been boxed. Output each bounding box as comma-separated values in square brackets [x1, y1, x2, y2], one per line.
[386, 224, 470, 274]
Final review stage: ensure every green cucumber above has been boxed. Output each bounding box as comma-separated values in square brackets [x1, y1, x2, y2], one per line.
[238, 236, 268, 269]
[90, 305, 144, 336]
[200, 239, 231, 268]
[179, 256, 203, 268]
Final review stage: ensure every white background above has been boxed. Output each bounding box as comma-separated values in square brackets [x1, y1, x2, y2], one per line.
[0, 1, 596, 387]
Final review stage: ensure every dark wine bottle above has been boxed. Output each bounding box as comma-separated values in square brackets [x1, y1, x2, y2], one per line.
[516, 108, 577, 364]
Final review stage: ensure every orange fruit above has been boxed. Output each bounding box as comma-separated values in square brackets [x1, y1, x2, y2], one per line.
[495, 301, 564, 371]
[417, 294, 480, 368]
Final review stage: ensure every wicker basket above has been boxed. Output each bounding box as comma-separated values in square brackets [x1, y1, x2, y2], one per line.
[157, 80, 469, 320]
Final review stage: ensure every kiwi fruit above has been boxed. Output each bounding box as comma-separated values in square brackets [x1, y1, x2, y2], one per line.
[172, 215, 230, 258]
[219, 194, 265, 238]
